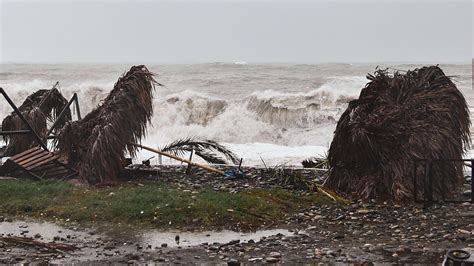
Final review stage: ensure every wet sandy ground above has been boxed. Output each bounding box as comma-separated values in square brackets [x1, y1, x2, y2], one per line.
[1, 200, 473, 265]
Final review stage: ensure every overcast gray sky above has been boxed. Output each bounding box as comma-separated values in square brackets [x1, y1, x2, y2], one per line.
[1, 0, 472, 64]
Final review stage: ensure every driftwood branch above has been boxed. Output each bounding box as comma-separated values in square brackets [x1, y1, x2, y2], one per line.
[0, 236, 78, 252]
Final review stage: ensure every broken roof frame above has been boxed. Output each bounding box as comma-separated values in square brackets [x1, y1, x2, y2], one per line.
[0, 86, 82, 155]
[0, 86, 81, 180]
[0, 87, 49, 152]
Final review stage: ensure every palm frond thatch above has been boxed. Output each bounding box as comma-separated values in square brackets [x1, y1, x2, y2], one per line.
[326, 66, 470, 202]
[161, 137, 240, 165]
[57, 65, 159, 184]
[2, 86, 71, 155]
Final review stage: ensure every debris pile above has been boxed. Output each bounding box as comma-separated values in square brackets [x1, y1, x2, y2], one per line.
[326, 66, 470, 202]
[1, 85, 71, 156]
[57, 65, 159, 184]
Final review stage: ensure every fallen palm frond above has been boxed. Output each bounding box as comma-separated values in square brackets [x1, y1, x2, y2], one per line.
[57, 65, 159, 184]
[262, 163, 348, 203]
[326, 66, 470, 202]
[2, 84, 71, 155]
[160, 137, 240, 165]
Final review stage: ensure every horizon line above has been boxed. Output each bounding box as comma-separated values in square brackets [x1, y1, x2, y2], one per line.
[0, 60, 471, 65]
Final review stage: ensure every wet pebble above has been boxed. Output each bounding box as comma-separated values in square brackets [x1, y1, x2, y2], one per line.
[227, 259, 240, 266]
[269, 252, 281, 258]
[266, 257, 280, 263]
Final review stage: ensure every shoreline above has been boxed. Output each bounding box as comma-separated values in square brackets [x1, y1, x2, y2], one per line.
[0, 168, 472, 264]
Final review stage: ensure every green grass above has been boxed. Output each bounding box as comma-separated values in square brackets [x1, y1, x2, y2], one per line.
[0, 179, 331, 229]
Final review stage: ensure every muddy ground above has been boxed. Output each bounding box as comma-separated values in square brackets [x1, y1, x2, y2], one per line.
[0, 166, 473, 265]
[1, 201, 473, 265]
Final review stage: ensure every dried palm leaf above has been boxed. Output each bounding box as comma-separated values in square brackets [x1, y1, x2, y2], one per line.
[57, 65, 159, 184]
[2, 84, 71, 155]
[326, 66, 470, 202]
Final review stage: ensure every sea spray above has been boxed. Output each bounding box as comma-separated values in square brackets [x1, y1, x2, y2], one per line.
[1, 63, 471, 166]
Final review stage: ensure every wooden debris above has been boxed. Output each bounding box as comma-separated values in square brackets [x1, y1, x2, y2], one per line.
[0, 236, 78, 252]
[130, 143, 225, 175]
[1, 84, 71, 156]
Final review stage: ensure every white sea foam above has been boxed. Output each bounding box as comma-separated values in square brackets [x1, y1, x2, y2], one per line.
[1, 63, 471, 166]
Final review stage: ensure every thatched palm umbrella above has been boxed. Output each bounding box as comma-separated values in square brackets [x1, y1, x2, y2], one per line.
[326, 66, 470, 202]
[2, 87, 71, 156]
[57, 65, 159, 184]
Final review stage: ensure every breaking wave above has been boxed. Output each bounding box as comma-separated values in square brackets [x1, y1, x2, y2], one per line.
[0, 76, 367, 147]
[1, 63, 470, 166]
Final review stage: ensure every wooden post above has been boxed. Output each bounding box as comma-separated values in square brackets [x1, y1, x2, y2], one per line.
[186, 149, 194, 175]
[158, 153, 162, 165]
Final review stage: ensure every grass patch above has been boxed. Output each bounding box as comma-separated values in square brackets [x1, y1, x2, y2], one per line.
[0, 179, 332, 229]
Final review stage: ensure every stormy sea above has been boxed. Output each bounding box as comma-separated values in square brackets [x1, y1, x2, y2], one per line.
[1, 63, 472, 166]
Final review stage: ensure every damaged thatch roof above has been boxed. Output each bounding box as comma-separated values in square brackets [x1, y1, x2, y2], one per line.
[57, 65, 159, 184]
[2, 85, 71, 156]
[326, 66, 470, 202]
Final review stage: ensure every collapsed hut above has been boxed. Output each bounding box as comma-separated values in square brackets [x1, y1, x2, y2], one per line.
[326, 66, 470, 202]
[1, 85, 71, 156]
[57, 65, 159, 184]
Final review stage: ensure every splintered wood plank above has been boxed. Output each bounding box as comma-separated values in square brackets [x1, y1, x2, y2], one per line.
[12, 149, 43, 164]
[8, 147, 41, 161]
[21, 153, 54, 168]
[16, 151, 50, 167]
[25, 155, 59, 171]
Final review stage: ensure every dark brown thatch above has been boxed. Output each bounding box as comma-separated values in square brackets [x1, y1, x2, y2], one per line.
[2, 87, 71, 156]
[57, 65, 159, 184]
[326, 66, 470, 202]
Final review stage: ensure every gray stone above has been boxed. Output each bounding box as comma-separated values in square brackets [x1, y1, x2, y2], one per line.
[227, 259, 240, 266]
[266, 257, 280, 263]
[269, 252, 281, 258]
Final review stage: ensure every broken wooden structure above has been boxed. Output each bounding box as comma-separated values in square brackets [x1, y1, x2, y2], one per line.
[0, 86, 80, 180]
[1, 147, 76, 180]
[56, 65, 159, 184]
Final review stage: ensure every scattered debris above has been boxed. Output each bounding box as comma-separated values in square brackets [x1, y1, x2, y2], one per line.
[2, 147, 76, 180]
[0, 236, 78, 253]
[131, 143, 226, 175]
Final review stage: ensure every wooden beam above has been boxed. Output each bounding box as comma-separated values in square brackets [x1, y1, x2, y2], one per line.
[129, 142, 225, 175]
